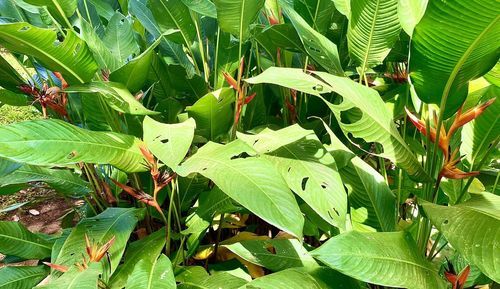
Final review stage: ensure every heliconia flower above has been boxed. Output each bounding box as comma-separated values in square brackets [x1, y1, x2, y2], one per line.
[139, 144, 155, 168]
[447, 98, 496, 138]
[405, 108, 448, 155]
[244, 92, 256, 104]
[111, 179, 162, 213]
[444, 260, 470, 289]
[43, 262, 69, 273]
[53, 72, 68, 89]
[439, 148, 479, 180]
[223, 72, 239, 91]
[85, 234, 115, 263]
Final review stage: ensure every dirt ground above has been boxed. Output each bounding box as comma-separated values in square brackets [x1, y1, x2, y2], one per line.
[0, 187, 76, 268]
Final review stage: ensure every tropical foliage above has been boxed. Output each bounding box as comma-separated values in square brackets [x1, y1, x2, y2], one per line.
[0, 0, 498, 288]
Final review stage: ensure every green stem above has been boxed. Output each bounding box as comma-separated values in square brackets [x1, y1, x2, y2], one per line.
[492, 170, 500, 194]
[165, 178, 178, 254]
[427, 232, 443, 260]
[192, 12, 209, 83]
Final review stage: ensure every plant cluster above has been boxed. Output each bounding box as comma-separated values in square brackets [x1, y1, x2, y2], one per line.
[0, 0, 498, 288]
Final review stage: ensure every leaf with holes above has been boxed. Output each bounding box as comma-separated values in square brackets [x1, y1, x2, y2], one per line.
[0, 119, 146, 172]
[177, 140, 304, 238]
[281, 4, 344, 75]
[246, 67, 430, 182]
[324, 125, 396, 232]
[0, 221, 54, 259]
[238, 125, 347, 228]
[410, 0, 500, 116]
[102, 12, 140, 64]
[421, 193, 500, 282]
[348, 0, 401, 75]
[312, 231, 447, 289]
[143, 116, 195, 170]
[0, 22, 98, 84]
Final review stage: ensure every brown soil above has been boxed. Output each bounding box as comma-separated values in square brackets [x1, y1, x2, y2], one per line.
[0, 186, 78, 268]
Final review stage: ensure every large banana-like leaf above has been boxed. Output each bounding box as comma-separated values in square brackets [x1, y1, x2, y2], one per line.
[246, 67, 430, 182]
[0, 119, 145, 172]
[332, 0, 350, 18]
[0, 221, 54, 259]
[0, 89, 28, 106]
[410, 0, 500, 116]
[126, 254, 176, 289]
[238, 125, 347, 228]
[312, 231, 446, 289]
[241, 267, 360, 289]
[422, 193, 500, 282]
[224, 239, 318, 272]
[66, 82, 159, 115]
[0, 23, 98, 84]
[103, 12, 140, 64]
[213, 0, 265, 40]
[181, 0, 217, 18]
[0, 266, 49, 289]
[0, 165, 91, 197]
[24, 0, 77, 28]
[177, 140, 304, 238]
[53, 208, 144, 275]
[143, 116, 195, 170]
[397, 0, 427, 36]
[325, 125, 396, 232]
[109, 228, 166, 289]
[148, 0, 196, 46]
[348, 0, 401, 75]
[293, 0, 335, 35]
[281, 4, 344, 75]
[460, 86, 499, 167]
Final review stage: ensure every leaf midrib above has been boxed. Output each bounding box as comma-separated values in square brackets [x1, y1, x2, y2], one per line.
[359, 0, 381, 75]
[0, 26, 84, 83]
[0, 268, 46, 288]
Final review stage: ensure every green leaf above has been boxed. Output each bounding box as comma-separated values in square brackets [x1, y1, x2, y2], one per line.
[0, 266, 49, 289]
[179, 271, 247, 289]
[39, 263, 101, 289]
[421, 193, 500, 282]
[213, 0, 265, 40]
[246, 67, 430, 182]
[126, 254, 176, 289]
[66, 82, 159, 115]
[80, 19, 121, 72]
[281, 4, 344, 75]
[109, 228, 166, 289]
[149, 0, 196, 46]
[0, 157, 21, 177]
[186, 88, 235, 141]
[24, 0, 77, 28]
[397, 0, 427, 36]
[293, 0, 335, 35]
[324, 126, 397, 232]
[177, 140, 304, 238]
[0, 22, 98, 84]
[241, 267, 360, 289]
[332, 0, 351, 18]
[53, 208, 144, 275]
[312, 231, 446, 289]
[103, 12, 140, 64]
[224, 239, 318, 272]
[256, 24, 303, 54]
[109, 44, 155, 93]
[0, 165, 91, 197]
[143, 116, 195, 170]
[238, 125, 347, 228]
[0, 221, 53, 259]
[0, 54, 25, 92]
[0, 119, 146, 172]
[181, 0, 216, 18]
[348, 0, 401, 75]
[0, 89, 28, 106]
[460, 87, 499, 168]
[409, 0, 500, 116]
